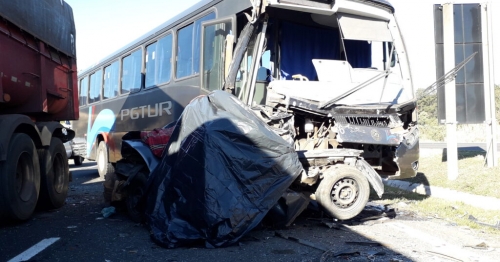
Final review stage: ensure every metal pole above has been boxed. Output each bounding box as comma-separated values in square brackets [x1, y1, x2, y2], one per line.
[482, 2, 493, 167]
[443, 3, 459, 180]
[482, 1, 499, 167]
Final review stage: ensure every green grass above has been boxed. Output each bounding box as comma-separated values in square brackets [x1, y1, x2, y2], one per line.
[402, 150, 500, 198]
[416, 85, 500, 143]
[374, 186, 500, 234]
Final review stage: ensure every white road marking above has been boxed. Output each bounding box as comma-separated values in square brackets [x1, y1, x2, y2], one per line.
[8, 237, 60, 262]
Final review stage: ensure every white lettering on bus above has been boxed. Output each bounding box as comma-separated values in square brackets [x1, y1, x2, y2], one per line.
[148, 104, 158, 117]
[120, 101, 172, 120]
[159, 101, 172, 115]
[121, 109, 130, 120]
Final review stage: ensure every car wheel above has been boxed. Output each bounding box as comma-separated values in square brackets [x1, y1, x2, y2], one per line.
[315, 165, 370, 220]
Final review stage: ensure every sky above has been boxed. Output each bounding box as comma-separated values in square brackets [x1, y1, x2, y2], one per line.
[65, 0, 499, 87]
[65, 0, 201, 71]
[390, 0, 500, 87]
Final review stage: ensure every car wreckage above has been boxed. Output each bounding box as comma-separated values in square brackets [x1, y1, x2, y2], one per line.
[102, 0, 419, 248]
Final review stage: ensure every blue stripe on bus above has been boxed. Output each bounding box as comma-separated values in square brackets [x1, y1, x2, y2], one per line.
[87, 108, 116, 155]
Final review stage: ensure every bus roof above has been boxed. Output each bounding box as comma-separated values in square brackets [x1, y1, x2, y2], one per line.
[79, 0, 222, 75]
[79, 0, 396, 76]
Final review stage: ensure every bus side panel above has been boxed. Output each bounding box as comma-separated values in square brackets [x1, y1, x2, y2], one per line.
[79, 82, 202, 162]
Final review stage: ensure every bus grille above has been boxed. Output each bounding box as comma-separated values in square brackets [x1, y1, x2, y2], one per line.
[335, 115, 392, 127]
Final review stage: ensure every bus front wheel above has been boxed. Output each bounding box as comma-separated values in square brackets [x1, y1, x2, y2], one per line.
[97, 141, 114, 178]
[315, 165, 370, 220]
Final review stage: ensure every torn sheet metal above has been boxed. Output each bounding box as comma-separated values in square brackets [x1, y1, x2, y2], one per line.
[145, 90, 304, 248]
[391, 126, 419, 179]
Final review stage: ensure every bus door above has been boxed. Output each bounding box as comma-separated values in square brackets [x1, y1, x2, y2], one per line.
[231, 18, 268, 108]
[200, 17, 235, 92]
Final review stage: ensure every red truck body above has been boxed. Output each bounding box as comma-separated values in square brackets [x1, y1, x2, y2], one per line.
[0, 0, 78, 222]
[0, 0, 78, 121]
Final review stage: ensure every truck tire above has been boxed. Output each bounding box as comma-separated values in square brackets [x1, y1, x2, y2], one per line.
[38, 137, 69, 209]
[97, 141, 114, 178]
[73, 156, 84, 166]
[315, 165, 370, 220]
[0, 133, 41, 222]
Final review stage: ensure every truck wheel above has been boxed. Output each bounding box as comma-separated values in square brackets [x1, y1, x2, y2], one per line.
[315, 165, 370, 220]
[73, 156, 84, 166]
[126, 172, 147, 223]
[0, 133, 41, 222]
[97, 141, 114, 178]
[38, 138, 69, 209]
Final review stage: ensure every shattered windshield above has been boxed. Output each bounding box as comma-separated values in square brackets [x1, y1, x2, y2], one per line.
[316, 12, 409, 106]
[234, 7, 413, 109]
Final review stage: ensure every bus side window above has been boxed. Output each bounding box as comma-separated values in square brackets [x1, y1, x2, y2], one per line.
[146, 34, 173, 88]
[177, 23, 194, 78]
[121, 49, 142, 94]
[103, 60, 119, 99]
[202, 19, 233, 91]
[79, 76, 88, 106]
[157, 34, 173, 84]
[176, 12, 215, 79]
[193, 13, 215, 74]
[89, 70, 102, 104]
[146, 42, 158, 87]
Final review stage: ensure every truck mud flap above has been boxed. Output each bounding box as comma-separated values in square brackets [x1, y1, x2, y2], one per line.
[355, 158, 384, 198]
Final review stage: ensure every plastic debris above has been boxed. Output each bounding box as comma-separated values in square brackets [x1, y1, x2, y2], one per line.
[275, 231, 330, 252]
[146, 91, 304, 248]
[320, 249, 360, 262]
[425, 251, 463, 262]
[468, 215, 500, 230]
[101, 206, 116, 218]
[265, 189, 310, 228]
[345, 241, 382, 247]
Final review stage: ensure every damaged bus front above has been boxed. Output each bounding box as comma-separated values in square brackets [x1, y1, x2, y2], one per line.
[223, 0, 419, 219]
[104, 0, 419, 223]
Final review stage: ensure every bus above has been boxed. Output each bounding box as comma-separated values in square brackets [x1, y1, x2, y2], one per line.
[73, 0, 419, 219]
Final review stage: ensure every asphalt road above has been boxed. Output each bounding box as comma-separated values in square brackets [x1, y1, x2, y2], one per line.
[420, 142, 500, 151]
[1, 161, 499, 262]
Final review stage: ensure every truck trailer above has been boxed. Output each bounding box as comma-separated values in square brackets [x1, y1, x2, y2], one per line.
[0, 0, 78, 222]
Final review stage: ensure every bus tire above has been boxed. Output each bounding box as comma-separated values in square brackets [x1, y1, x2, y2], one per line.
[97, 141, 114, 178]
[38, 137, 69, 210]
[0, 133, 41, 222]
[315, 165, 370, 220]
[73, 156, 84, 166]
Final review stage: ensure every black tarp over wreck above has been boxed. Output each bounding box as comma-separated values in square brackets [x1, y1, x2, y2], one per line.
[145, 91, 304, 248]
